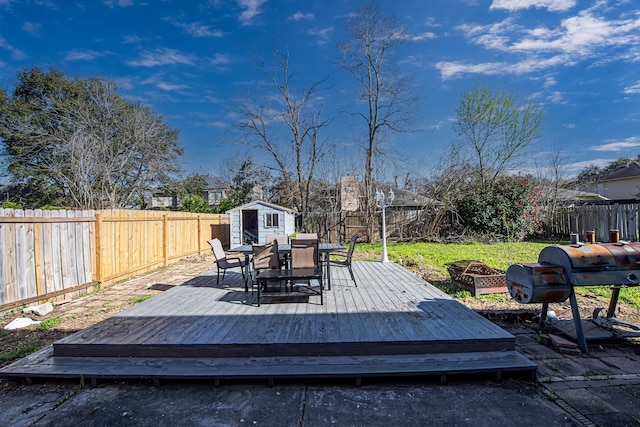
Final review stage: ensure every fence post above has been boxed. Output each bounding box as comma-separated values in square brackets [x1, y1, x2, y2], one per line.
[94, 212, 103, 288]
[197, 215, 202, 255]
[163, 214, 168, 266]
[34, 220, 44, 302]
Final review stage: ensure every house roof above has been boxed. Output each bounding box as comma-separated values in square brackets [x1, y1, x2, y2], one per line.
[204, 175, 230, 190]
[226, 200, 295, 214]
[554, 187, 608, 201]
[372, 182, 444, 208]
[595, 162, 640, 182]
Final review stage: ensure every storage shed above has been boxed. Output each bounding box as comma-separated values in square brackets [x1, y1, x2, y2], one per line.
[227, 201, 296, 246]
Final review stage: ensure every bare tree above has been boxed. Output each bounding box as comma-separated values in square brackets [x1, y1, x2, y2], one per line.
[338, 1, 416, 241]
[232, 48, 331, 229]
[452, 83, 542, 191]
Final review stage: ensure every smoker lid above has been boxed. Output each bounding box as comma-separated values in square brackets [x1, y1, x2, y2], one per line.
[538, 244, 616, 271]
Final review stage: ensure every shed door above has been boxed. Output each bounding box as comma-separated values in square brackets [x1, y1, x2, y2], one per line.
[242, 209, 258, 243]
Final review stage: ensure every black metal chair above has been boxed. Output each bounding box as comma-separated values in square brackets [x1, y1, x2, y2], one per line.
[329, 235, 359, 286]
[208, 238, 246, 285]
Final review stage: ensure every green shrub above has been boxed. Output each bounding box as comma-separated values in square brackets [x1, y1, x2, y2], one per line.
[180, 195, 212, 213]
[1, 201, 22, 209]
[455, 176, 542, 241]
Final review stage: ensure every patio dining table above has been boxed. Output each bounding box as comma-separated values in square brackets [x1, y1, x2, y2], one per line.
[228, 242, 345, 292]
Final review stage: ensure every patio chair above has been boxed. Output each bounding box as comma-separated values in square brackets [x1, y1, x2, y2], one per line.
[291, 238, 320, 269]
[208, 238, 246, 285]
[290, 238, 323, 296]
[265, 233, 289, 245]
[251, 240, 281, 290]
[265, 233, 289, 267]
[329, 234, 359, 286]
[295, 232, 318, 240]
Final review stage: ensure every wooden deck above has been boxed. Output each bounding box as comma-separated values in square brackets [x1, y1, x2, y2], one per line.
[0, 261, 536, 383]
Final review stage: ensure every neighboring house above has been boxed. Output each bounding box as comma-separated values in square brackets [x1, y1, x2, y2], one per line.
[227, 200, 296, 246]
[583, 162, 640, 201]
[151, 175, 231, 209]
[338, 175, 443, 212]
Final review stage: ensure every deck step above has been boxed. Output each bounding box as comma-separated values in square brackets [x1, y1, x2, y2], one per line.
[1, 346, 536, 383]
[53, 337, 516, 358]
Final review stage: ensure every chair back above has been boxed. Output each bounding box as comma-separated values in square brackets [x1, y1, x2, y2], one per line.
[290, 239, 319, 269]
[252, 240, 281, 270]
[296, 233, 318, 240]
[346, 235, 359, 260]
[265, 233, 289, 245]
[208, 238, 226, 262]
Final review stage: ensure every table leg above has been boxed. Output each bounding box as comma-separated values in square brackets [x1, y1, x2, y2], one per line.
[325, 253, 331, 291]
[244, 254, 251, 292]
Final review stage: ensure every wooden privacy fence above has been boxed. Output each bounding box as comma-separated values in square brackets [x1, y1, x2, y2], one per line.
[0, 209, 230, 311]
[551, 203, 640, 242]
[304, 211, 365, 242]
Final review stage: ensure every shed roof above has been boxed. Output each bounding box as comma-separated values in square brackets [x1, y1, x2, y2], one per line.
[226, 200, 295, 214]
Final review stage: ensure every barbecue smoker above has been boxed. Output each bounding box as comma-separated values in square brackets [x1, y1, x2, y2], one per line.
[506, 230, 640, 353]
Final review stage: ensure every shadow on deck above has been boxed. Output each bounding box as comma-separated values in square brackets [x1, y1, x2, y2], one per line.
[0, 261, 536, 384]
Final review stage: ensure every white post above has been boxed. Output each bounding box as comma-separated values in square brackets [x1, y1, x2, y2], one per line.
[381, 199, 389, 263]
[375, 188, 393, 263]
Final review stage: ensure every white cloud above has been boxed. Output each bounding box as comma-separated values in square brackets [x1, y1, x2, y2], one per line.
[172, 22, 224, 38]
[565, 158, 615, 172]
[22, 22, 41, 35]
[0, 36, 26, 60]
[210, 53, 231, 65]
[436, 61, 509, 79]
[307, 26, 334, 45]
[103, 0, 133, 7]
[289, 12, 314, 21]
[238, 0, 267, 26]
[511, 11, 640, 55]
[439, 5, 640, 79]
[64, 49, 109, 61]
[624, 81, 640, 94]
[156, 82, 189, 91]
[490, 0, 577, 12]
[126, 48, 194, 67]
[543, 76, 557, 87]
[593, 137, 640, 152]
[424, 17, 440, 28]
[411, 32, 436, 41]
[114, 77, 134, 90]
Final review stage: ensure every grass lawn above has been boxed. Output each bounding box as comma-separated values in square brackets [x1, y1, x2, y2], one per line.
[355, 240, 640, 310]
[356, 240, 554, 278]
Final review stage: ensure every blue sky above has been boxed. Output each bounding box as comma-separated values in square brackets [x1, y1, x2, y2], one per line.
[1, 0, 640, 182]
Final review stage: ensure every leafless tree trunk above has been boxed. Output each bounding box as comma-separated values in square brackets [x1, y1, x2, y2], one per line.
[338, 2, 416, 241]
[232, 48, 331, 230]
